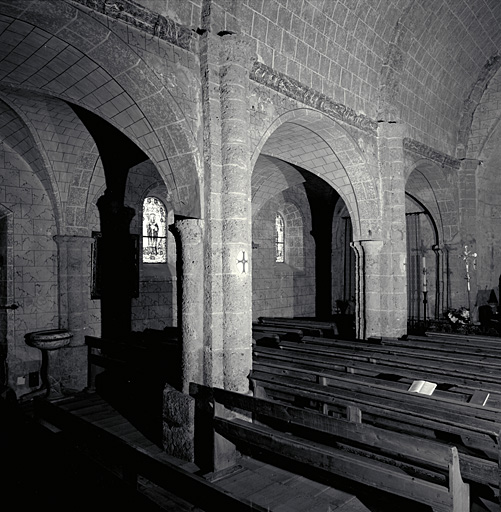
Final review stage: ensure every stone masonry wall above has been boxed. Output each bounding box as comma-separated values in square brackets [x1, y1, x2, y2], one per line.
[0, 144, 58, 396]
[468, 69, 501, 295]
[252, 186, 315, 320]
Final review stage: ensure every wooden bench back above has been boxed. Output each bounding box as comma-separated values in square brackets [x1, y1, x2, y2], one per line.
[190, 383, 470, 512]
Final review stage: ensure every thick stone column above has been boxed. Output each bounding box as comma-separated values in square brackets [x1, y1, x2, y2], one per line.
[219, 34, 254, 393]
[53, 235, 94, 391]
[377, 121, 407, 338]
[171, 219, 204, 394]
[96, 193, 135, 339]
[199, 30, 225, 389]
[351, 240, 384, 339]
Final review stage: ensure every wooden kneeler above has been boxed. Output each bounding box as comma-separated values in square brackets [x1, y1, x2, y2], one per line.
[190, 383, 470, 512]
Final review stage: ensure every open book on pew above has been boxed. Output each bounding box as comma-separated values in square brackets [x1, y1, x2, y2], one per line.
[469, 389, 490, 406]
[408, 380, 437, 395]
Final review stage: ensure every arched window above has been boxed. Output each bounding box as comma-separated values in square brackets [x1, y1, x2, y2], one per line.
[275, 213, 285, 263]
[142, 197, 167, 263]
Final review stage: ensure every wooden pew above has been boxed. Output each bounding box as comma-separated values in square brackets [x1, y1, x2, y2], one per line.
[252, 323, 304, 342]
[258, 317, 338, 338]
[256, 336, 501, 392]
[253, 342, 501, 404]
[190, 383, 471, 512]
[276, 337, 501, 387]
[252, 346, 501, 445]
[85, 334, 180, 390]
[297, 335, 501, 369]
[35, 396, 269, 512]
[247, 371, 500, 500]
[397, 333, 501, 357]
[422, 331, 501, 346]
[250, 358, 501, 428]
[253, 347, 501, 409]
[251, 331, 281, 348]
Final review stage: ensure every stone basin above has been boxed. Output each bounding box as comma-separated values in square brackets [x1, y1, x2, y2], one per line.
[25, 329, 73, 350]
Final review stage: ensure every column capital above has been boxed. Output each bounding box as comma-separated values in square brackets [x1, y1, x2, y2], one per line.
[377, 120, 407, 139]
[53, 234, 94, 247]
[352, 239, 384, 257]
[459, 158, 482, 170]
[96, 193, 135, 234]
[219, 33, 256, 71]
[170, 218, 203, 245]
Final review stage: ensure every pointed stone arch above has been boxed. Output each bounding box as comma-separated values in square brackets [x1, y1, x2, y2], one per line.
[251, 108, 379, 241]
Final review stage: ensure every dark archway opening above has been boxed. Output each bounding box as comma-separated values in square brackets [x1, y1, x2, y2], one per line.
[69, 104, 174, 445]
[70, 104, 147, 339]
[405, 193, 440, 334]
[292, 165, 340, 320]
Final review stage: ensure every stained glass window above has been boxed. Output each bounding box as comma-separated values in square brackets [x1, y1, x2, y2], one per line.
[275, 213, 284, 263]
[142, 197, 167, 263]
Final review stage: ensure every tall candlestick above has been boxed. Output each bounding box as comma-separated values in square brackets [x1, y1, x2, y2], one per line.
[422, 256, 427, 289]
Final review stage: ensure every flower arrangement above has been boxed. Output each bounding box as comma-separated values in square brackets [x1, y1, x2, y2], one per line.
[445, 307, 470, 325]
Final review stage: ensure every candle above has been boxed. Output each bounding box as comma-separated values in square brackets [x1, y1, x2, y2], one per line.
[422, 256, 427, 290]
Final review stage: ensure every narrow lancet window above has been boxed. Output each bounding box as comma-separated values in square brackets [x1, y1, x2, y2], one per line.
[142, 197, 167, 263]
[275, 213, 285, 263]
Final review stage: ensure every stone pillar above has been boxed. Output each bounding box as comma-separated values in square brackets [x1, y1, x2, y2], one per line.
[171, 219, 204, 394]
[219, 35, 254, 393]
[96, 193, 135, 339]
[199, 30, 225, 389]
[377, 121, 407, 338]
[53, 235, 94, 391]
[350, 241, 364, 340]
[351, 240, 384, 339]
[458, 159, 478, 243]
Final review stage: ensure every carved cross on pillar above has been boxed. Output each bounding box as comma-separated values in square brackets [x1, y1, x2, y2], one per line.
[236, 250, 248, 274]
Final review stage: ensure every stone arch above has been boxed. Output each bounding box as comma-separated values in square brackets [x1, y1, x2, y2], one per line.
[251, 154, 306, 216]
[0, 95, 63, 232]
[251, 108, 378, 241]
[405, 159, 460, 317]
[0, 3, 202, 218]
[465, 76, 501, 291]
[405, 159, 458, 247]
[466, 64, 501, 163]
[458, 55, 501, 159]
